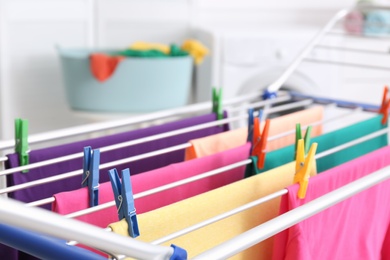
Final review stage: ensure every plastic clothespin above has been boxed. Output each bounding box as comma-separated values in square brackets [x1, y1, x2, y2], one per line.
[379, 85, 390, 125]
[14, 118, 29, 173]
[294, 139, 318, 199]
[108, 168, 140, 238]
[247, 109, 263, 143]
[262, 89, 278, 100]
[212, 87, 223, 121]
[82, 146, 100, 207]
[294, 123, 312, 159]
[247, 108, 255, 143]
[169, 244, 187, 260]
[244, 116, 270, 178]
[251, 117, 271, 170]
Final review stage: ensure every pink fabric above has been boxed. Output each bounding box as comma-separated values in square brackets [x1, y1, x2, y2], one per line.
[382, 226, 390, 259]
[344, 10, 364, 34]
[52, 143, 251, 227]
[273, 146, 390, 260]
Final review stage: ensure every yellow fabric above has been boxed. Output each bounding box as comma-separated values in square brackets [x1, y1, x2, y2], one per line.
[129, 41, 170, 54]
[185, 106, 324, 160]
[181, 39, 209, 65]
[108, 161, 317, 259]
[108, 218, 129, 236]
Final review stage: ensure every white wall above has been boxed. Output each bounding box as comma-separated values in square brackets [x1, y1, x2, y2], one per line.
[0, 0, 355, 140]
[0, 0, 95, 139]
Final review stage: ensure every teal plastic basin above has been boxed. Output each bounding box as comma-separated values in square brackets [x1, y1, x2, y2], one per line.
[58, 48, 193, 113]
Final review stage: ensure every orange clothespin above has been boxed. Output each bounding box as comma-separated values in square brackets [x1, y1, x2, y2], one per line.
[294, 139, 318, 199]
[379, 86, 390, 125]
[251, 117, 270, 170]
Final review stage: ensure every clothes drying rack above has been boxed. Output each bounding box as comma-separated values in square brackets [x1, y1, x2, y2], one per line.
[0, 90, 280, 153]
[0, 163, 388, 259]
[1, 3, 390, 260]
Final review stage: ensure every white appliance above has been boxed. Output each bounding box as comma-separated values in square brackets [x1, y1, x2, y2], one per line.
[193, 26, 343, 103]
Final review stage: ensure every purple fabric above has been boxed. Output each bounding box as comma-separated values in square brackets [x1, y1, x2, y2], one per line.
[3, 113, 228, 260]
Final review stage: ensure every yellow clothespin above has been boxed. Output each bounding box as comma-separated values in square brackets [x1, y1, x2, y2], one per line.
[294, 139, 318, 199]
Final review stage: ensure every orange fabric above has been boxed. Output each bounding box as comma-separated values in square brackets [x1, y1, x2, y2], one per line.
[265, 106, 323, 151]
[185, 128, 247, 160]
[185, 106, 324, 160]
[90, 53, 125, 82]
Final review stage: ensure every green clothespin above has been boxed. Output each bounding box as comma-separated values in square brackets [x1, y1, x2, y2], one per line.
[295, 123, 312, 159]
[212, 87, 223, 121]
[15, 118, 29, 173]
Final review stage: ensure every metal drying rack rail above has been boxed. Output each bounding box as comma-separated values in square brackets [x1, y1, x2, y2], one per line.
[193, 3, 390, 258]
[0, 91, 270, 152]
[266, 3, 390, 97]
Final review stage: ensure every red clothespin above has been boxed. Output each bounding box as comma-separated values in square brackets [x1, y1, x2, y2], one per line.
[251, 117, 270, 170]
[379, 86, 390, 125]
[294, 139, 318, 199]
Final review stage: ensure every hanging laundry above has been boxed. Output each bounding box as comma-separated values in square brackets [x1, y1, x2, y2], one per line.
[53, 143, 250, 257]
[52, 143, 251, 224]
[185, 128, 247, 160]
[108, 160, 317, 260]
[3, 112, 229, 259]
[382, 227, 390, 259]
[185, 106, 324, 160]
[249, 115, 388, 177]
[6, 112, 229, 211]
[272, 145, 390, 260]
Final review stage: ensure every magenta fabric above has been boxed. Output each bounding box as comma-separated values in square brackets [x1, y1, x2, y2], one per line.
[52, 143, 251, 226]
[272, 146, 390, 260]
[382, 226, 390, 259]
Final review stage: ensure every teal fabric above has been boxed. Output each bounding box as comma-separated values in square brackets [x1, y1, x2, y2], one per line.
[115, 44, 189, 58]
[169, 44, 189, 57]
[116, 49, 167, 57]
[244, 156, 262, 178]
[247, 115, 388, 177]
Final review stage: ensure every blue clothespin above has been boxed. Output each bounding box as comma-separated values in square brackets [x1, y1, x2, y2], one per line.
[247, 108, 255, 143]
[108, 168, 139, 238]
[170, 244, 187, 260]
[262, 89, 277, 100]
[14, 118, 29, 173]
[82, 146, 100, 207]
[212, 87, 223, 121]
[247, 109, 263, 149]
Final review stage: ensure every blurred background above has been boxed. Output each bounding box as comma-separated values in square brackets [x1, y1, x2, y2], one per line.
[2, 0, 390, 140]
